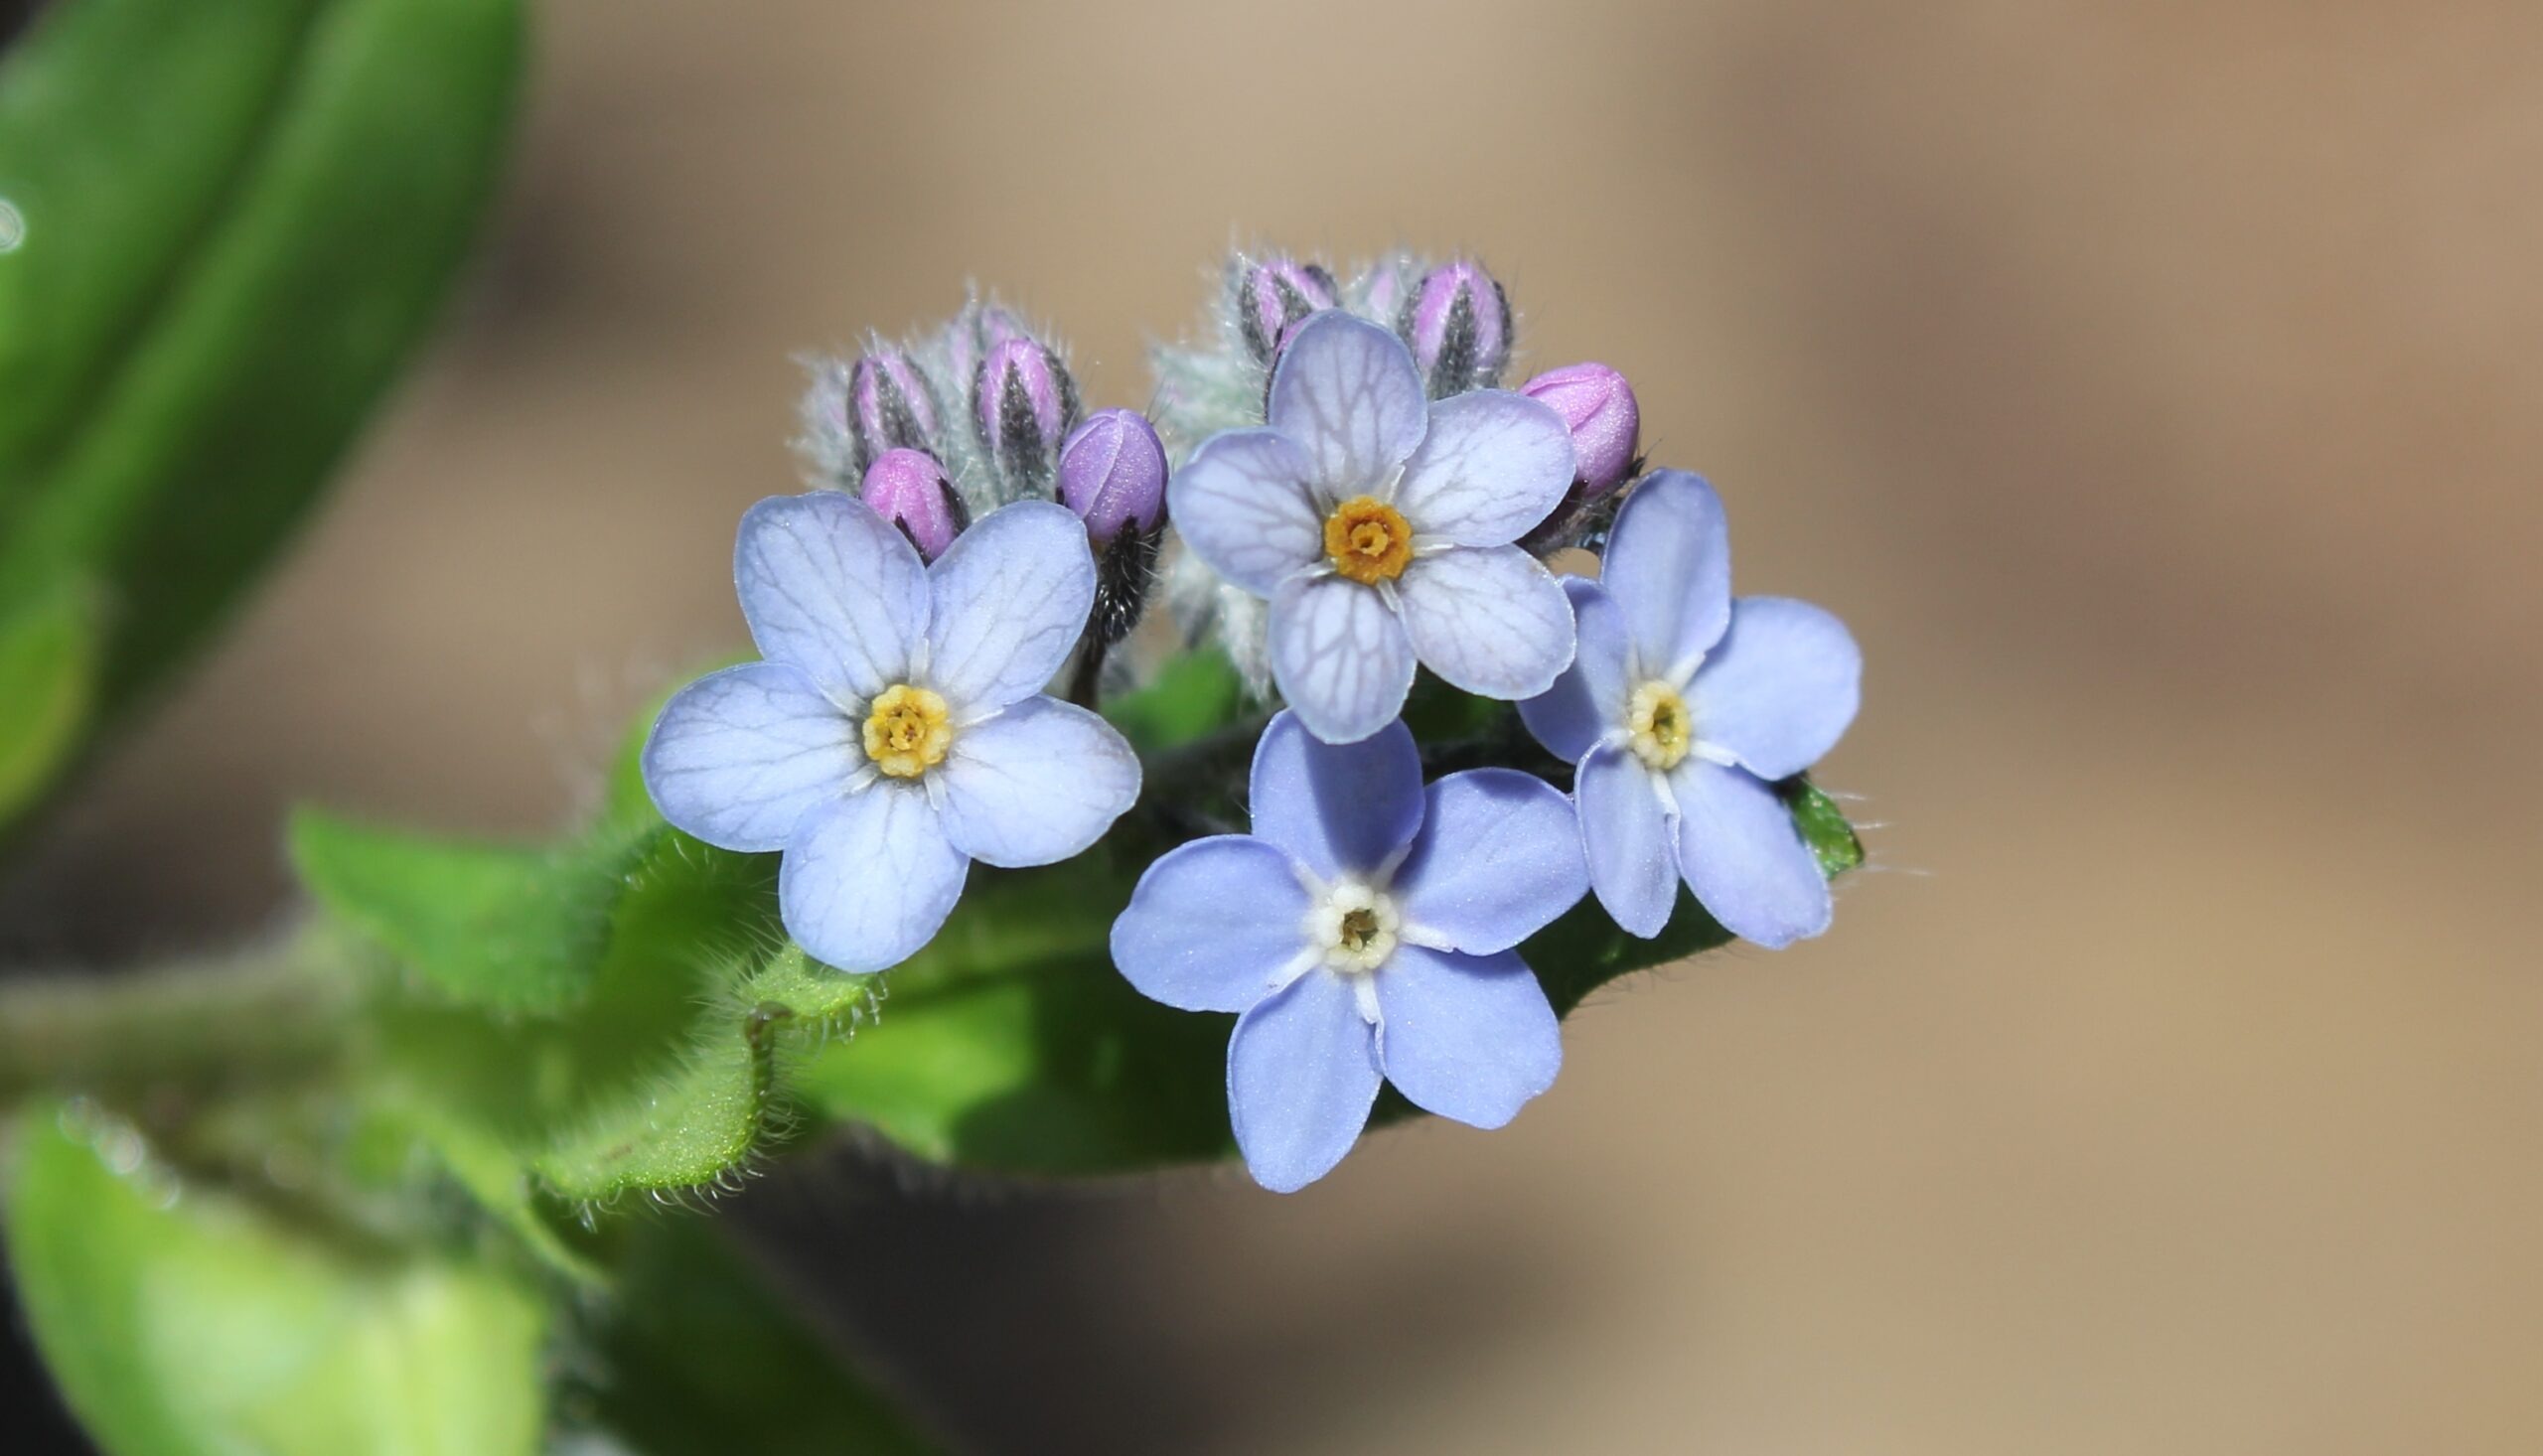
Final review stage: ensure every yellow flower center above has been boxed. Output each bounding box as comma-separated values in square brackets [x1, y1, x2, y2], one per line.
[1323, 495, 1414, 585]
[862, 683, 953, 779]
[1626, 680, 1694, 772]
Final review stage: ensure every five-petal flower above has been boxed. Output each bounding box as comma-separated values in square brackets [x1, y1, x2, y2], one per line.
[1519, 471, 1860, 947]
[1167, 311, 1579, 744]
[1110, 712, 1588, 1192]
[643, 492, 1141, 972]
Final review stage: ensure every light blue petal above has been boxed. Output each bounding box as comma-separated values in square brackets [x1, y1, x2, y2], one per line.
[1373, 945, 1561, 1130]
[1576, 741, 1677, 939]
[1670, 759, 1832, 948]
[1167, 428, 1323, 596]
[1228, 968, 1381, 1193]
[641, 662, 854, 852]
[933, 696, 1140, 869]
[736, 492, 927, 702]
[1394, 389, 1575, 545]
[1395, 545, 1575, 700]
[1248, 711, 1423, 880]
[1599, 471, 1731, 683]
[1691, 596, 1862, 780]
[1111, 836, 1312, 1013]
[925, 501, 1096, 714]
[1391, 770, 1587, 953]
[1267, 312, 1427, 495]
[1269, 572, 1416, 746]
[779, 785, 968, 973]
[1518, 577, 1632, 764]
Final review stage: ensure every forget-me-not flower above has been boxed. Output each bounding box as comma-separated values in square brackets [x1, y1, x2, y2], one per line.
[644, 492, 1140, 972]
[1168, 311, 1578, 745]
[1110, 712, 1588, 1192]
[1519, 472, 1860, 947]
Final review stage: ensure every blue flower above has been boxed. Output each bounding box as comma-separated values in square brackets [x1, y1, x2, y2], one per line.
[1519, 472, 1860, 947]
[1167, 311, 1578, 745]
[1110, 712, 1587, 1192]
[644, 492, 1141, 972]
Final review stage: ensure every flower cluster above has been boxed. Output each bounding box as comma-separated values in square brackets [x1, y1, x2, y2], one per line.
[645, 248, 1862, 1191]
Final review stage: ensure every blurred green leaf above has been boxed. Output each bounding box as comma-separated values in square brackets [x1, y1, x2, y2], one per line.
[290, 808, 658, 1014]
[0, 575, 95, 833]
[1104, 648, 1248, 754]
[5, 1102, 548, 1456]
[564, 1217, 940, 1456]
[0, 0, 524, 736]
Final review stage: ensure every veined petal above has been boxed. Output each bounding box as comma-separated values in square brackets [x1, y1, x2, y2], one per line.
[1374, 945, 1561, 1130]
[1112, 836, 1313, 1013]
[1167, 428, 1324, 596]
[1391, 770, 1587, 954]
[736, 492, 928, 702]
[1576, 741, 1678, 939]
[1518, 577, 1631, 764]
[1228, 969, 1381, 1193]
[1670, 759, 1832, 948]
[1692, 596, 1862, 780]
[780, 785, 968, 973]
[1247, 711, 1424, 881]
[1600, 471, 1731, 683]
[1269, 573, 1417, 746]
[1394, 389, 1575, 545]
[926, 501, 1096, 713]
[933, 696, 1140, 868]
[1396, 546, 1574, 700]
[1267, 312, 1428, 495]
[642, 662, 855, 853]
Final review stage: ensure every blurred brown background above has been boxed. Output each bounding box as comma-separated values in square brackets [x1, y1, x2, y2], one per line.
[8, 1, 2542, 1451]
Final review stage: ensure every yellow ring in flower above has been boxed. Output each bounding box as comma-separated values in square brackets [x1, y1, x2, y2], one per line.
[863, 683, 953, 779]
[1322, 496, 1414, 585]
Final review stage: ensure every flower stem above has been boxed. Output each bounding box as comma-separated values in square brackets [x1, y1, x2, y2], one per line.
[0, 922, 357, 1107]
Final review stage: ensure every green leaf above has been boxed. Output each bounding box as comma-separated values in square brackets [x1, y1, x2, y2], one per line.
[0, 576, 95, 834]
[565, 1218, 940, 1455]
[0, 0, 524, 726]
[531, 946, 877, 1203]
[290, 808, 658, 1014]
[1103, 648, 1249, 754]
[5, 1102, 548, 1456]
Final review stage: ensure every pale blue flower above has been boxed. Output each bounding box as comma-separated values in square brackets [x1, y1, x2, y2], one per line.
[1520, 472, 1860, 947]
[1167, 311, 1578, 745]
[1111, 712, 1587, 1192]
[644, 492, 1140, 972]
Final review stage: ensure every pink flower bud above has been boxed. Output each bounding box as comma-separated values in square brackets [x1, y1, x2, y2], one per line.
[1520, 362, 1641, 496]
[972, 334, 1080, 496]
[1057, 409, 1168, 545]
[858, 447, 967, 560]
[1235, 257, 1337, 363]
[1400, 256, 1511, 396]
[844, 350, 941, 475]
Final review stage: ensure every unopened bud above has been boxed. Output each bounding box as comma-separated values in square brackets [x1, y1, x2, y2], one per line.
[1520, 362, 1640, 496]
[1058, 409, 1168, 544]
[1059, 410, 1168, 646]
[972, 334, 1080, 498]
[844, 350, 941, 476]
[1235, 257, 1337, 364]
[859, 447, 968, 561]
[1399, 256, 1511, 396]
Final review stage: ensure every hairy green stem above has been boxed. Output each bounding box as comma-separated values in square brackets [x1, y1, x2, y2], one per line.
[0, 921, 356, 1105]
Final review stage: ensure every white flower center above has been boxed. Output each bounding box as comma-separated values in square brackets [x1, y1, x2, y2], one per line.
[1304, 879, 1400, 975]
[1626, 679, 1695, 772]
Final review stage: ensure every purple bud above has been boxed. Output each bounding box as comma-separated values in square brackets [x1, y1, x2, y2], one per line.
[1235, 256, 1337, 364]
[1520, 362, 1641, 496]
[1357, 253, 1420, 323]
[972, 333, 1081, 496]
[859, 447, 969, 561]
[1058, 409, 1168, 544]
[939, 303, 1030, 398]
[1399, 256, 1512, 397]
[844, 350, 941, 476]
